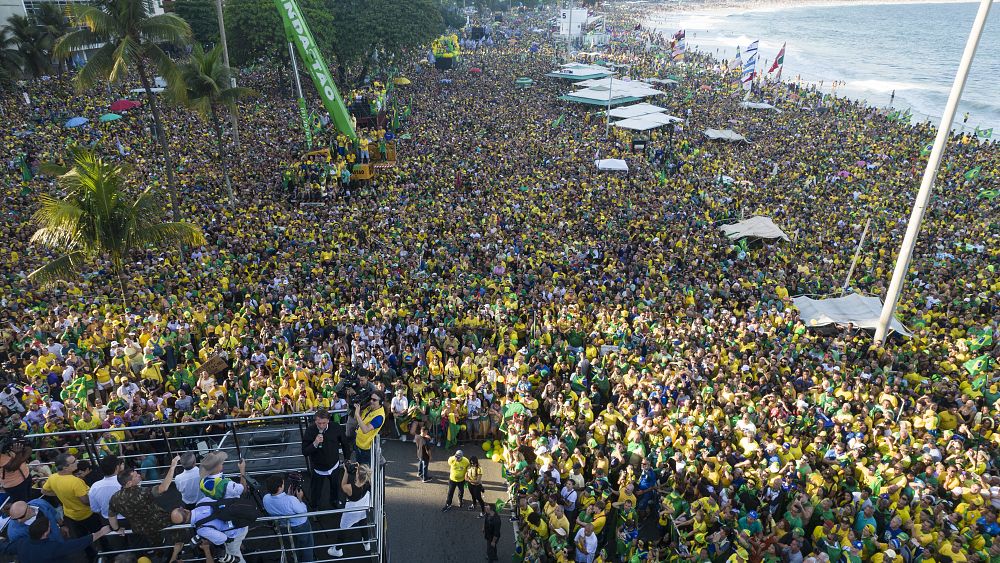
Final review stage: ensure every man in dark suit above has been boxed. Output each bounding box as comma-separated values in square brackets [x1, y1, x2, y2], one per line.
[302, 409, 352, 509]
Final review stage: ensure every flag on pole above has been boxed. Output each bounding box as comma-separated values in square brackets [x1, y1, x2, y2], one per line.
[741, 41, 758, 90]
[551, 113, 565, 128]
[974, 126, 993, 139]
[768, 43, 785, 73]
[733, 46, 742, 73]
[672, 38, 686, 62]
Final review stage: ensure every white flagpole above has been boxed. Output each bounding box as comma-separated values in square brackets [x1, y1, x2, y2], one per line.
[874, 0, 993, 343]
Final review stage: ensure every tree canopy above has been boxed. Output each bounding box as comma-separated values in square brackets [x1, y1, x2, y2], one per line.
[173, 0, 220, 47]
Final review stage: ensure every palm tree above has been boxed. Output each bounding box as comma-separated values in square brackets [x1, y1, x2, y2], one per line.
[177, 44, 254, 207]
[54, 0, 192, 225]
[0, 27, 23, 84]
[5, 14, 47, 77]
[35, 3, 71, 74]
[29, 145, 206, 311]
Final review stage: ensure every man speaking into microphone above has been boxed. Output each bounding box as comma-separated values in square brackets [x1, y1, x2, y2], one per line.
[302, 409, 352, 509]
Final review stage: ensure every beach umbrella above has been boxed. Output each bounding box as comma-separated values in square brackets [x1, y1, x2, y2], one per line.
[99, 113, 122, 122]
[392, 77, 411, 85]
[440, 78, 452, 84]
[110, 99, 141, 112]
[65, 117, 88, 128]
[469, 67, 482, 74]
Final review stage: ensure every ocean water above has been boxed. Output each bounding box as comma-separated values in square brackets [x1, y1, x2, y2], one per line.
[646, 1, 1000, 132]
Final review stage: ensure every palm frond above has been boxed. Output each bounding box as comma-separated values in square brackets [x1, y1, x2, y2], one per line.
[67, 3, 119, 37]
[130, 221, 206, 248]
[70, 42, 117, 90]
[28, 251, 87, 285]
[30, 196, 86, 248]
[108, 35, 141, 83]
[139, 13, 192, 45]
[146, 43, 184, 101]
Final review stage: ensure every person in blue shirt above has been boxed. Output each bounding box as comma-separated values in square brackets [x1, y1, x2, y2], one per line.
[5, 498, 63, 542]
[263, 476, 314, 562]
[0, 512, 111, 563]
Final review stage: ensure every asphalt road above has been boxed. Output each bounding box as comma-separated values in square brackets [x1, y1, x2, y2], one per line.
[382, 438, 515, 563]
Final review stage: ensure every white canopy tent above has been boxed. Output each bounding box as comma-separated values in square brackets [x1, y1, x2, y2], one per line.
[704, 128, 748, 142]
[595, 159, 629, 171]
[606, 102, 668, 119]
[568, 88, 649, 103]
[614, 113, 683, 131]
[740, 101, 781, 112]
[648, 78, 679, 85]
[720, 216, 790, 241]
[549, 63, 613, 79]
[792, 294, 912, 336]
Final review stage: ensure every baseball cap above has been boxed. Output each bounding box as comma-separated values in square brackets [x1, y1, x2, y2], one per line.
[455, 450, 464, 457]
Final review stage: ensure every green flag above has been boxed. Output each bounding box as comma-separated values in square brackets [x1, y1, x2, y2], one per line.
[975, 127, 993, 139]
[964, 166, 982, 181]
[978, 189, 999, 200]
[297, 98, 313, 149]
[920, 143, 933, 156]
[551, 113, 565, 128]
[968, 327, 993, 351]
[964, 354, 991, 377]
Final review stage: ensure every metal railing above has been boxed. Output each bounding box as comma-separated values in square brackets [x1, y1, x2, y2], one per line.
[15, 412, 387, 562]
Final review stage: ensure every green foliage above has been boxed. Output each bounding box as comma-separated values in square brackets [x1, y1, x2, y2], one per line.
[225, 0, 335, 67]
[29, 145, 206, 286]
[173, 0, 219, 47]
[4, 14, 48, 77]
[440, 4, 466, 30]
[329, 0, 444, 83]
[0, 27, 23, 84]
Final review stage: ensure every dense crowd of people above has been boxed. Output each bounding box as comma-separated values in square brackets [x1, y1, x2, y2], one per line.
[1, 2, 999, 563]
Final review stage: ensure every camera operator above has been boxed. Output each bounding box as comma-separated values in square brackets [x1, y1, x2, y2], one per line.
[326, 462, 372, 558]
[0, 437, 32, 501]
[302, 409, 351, 509]
[263, 475, 314, 563]
[353, 392, 385, 466]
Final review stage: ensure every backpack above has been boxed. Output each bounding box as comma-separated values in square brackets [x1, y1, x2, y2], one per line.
[194, 498, 262, 531]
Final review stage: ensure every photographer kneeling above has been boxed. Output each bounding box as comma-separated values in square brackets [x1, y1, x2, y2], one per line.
[263, 475, 314, 563]
[327, 462, 372, 557]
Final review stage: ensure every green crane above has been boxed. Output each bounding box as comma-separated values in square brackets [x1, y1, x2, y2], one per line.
[275, 0, 357, 144]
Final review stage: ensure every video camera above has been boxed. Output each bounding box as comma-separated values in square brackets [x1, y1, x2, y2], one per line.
[341, 367, 375, 409]
[285, 471, 305, 497]
[0, 428, 29, 454]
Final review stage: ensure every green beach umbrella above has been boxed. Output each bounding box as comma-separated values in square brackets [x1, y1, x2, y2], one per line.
[100, 113, 122, 122]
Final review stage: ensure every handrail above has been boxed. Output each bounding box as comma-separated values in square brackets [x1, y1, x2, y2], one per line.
[24, 410, 344, 439]
[68, 415, 389, 563]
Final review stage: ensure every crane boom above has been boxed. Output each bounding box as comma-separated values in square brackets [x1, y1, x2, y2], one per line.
[275, 0, 358, 142]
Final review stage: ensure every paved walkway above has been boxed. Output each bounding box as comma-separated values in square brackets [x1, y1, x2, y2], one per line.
[382, 439, 515, 563]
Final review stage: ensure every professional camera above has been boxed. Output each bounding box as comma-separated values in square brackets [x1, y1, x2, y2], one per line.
[345, 460, 359, 476]
[0, 428, 29, 453]
[285, 471, 305, 497]
[342, 367, 375, 409]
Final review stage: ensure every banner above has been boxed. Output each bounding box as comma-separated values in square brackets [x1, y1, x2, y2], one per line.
[276, 0, 357, 141]
[298, 98, 313, 148]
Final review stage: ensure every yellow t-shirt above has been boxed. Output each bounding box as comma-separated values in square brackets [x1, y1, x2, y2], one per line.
[449, 456, 470, 482]
[43, 473, 92, 520]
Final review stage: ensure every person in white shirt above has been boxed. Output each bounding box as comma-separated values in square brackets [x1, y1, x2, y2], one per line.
[89, 455, 123, 520]
[389, 389, 410, 440]
[560, 481, 577, 513]
[574, 523, 597, 563]
[173, 453, 205, 508]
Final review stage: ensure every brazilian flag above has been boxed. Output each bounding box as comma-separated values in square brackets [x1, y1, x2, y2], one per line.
[964, 166, 982, 181]
[978, 189, 999, 200]
[968, 327, 993, 351]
